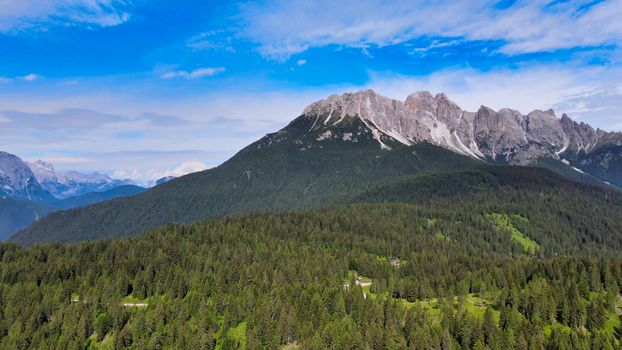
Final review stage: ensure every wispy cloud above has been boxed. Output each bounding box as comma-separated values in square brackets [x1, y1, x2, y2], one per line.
[161, 67, 226, 79]
[0, 89, 325, 183]
[0, 108, 189, 131]
[22, 73, 40, 81]
[0, 109, 128, 130]
[0, 0, 132, 33]
[187, 30, 236, 52]
[3, 64, 621, 184]
[239, 0, 622, 59]
[366, 64, 622, 130]
[149, 161, 209, 181]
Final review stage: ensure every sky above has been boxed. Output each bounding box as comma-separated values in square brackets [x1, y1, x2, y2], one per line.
[1, 0, 621, 185]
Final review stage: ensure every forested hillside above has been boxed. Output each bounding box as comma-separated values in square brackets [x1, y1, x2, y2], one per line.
[1, 204, 621, 349]
[13, 139, 478, 245]
[0, 199, 55, 241]
[53, 185, 147, 210]
[359, 166, 622, 257]
[16, 105, 621, 246]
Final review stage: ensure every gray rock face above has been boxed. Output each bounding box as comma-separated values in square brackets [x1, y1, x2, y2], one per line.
[298, 89, 622, 167]
[0, 152, 53, 202]
[27, 160, 135, 199]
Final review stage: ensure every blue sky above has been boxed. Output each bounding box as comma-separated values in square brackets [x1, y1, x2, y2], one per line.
[1, 0, 621, 184]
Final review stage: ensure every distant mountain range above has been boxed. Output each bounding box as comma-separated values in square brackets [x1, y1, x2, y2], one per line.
[0, 152, 56, 203]
[12, 89, 622, 245]
[0, 152, 146, 240]
[27, 159, 135, 199]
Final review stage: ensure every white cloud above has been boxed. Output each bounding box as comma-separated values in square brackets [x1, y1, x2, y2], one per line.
[187, 30, 236, 52]
[161, 67, 226, 79]
[361, 47, 373, 58]
[0, 0, 131, 33]
[2, 62, 621, 184]
[0, 87, 332, 184]
[296, 59, 307, 66]
[366, 64, 622, 130]
[239, 0, 622, 58]
[151, 161, 208, 180]
[109, 161, 210, 186]
[22, 73, 40, 81]
[37, 156, 93, 166]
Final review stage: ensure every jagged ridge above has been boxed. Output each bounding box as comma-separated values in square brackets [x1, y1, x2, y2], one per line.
[297, 89, 622, 165]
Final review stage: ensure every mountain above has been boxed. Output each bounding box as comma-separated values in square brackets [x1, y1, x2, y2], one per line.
[3, 94, 622, 348]
[302, 90, 622, 185]
[27, 160, 135, 199]
[2, 172, 622, 347]
[0, 153, 149, 240]
[0, 152, 55, 203]
[12, 141, 478, 244]
[358, 165, 622, 255]
[0, 185, 146, 241]
[0, 198, 55, 241]
[155, 176, 176, 185]
[12, 89, 622, 245]
[54, 185, 146, 209]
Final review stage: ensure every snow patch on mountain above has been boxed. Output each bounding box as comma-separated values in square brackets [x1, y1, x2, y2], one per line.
[0, 152, 53, 202]
[27, 159, 134, 199]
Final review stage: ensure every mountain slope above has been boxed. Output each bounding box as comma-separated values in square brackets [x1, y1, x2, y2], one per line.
[358, 165, 622, 256]
[0, 198, 55, 241]
[0, 152, 55, 203]
[12, 89, 622, 245]
[0, 152, 148, 241]
[303, 90, 622, 185]
[53, 185, 146, 209]
[2, 200, 622, 348]
[0, 185, 147, 241]
[12, 124, 479, 245]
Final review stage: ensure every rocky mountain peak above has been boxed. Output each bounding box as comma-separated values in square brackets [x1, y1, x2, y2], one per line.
[293, 89, 622, 166]
[0, 152, 37, 188]
[0, 152, 52, 202]
[28, 160, 58, 184]
[303, 89, 404, 123]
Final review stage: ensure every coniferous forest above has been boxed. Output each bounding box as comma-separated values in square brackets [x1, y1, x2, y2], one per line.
[4, 1, 622, 349]
[2, 167, 622, 349]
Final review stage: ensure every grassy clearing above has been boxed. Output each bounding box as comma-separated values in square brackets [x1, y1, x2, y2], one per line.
[87, 334, 114, 350]
[487, 213, 539, 253]
[543, 323, 573, 337]
[223, 322, 246, 349]
[215, 320, 247, 350]
[601, 312, 620, 337]
[510, 214, 529, 223]
[599, 296, 622, 347]
[227, 322, 247, 349]
[121, 294, 149, 304]
[435, 230, 450, 241]
[348, 271, 499, 323]
[403, 294, 500, 322]
[426, 218, 437, 227]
